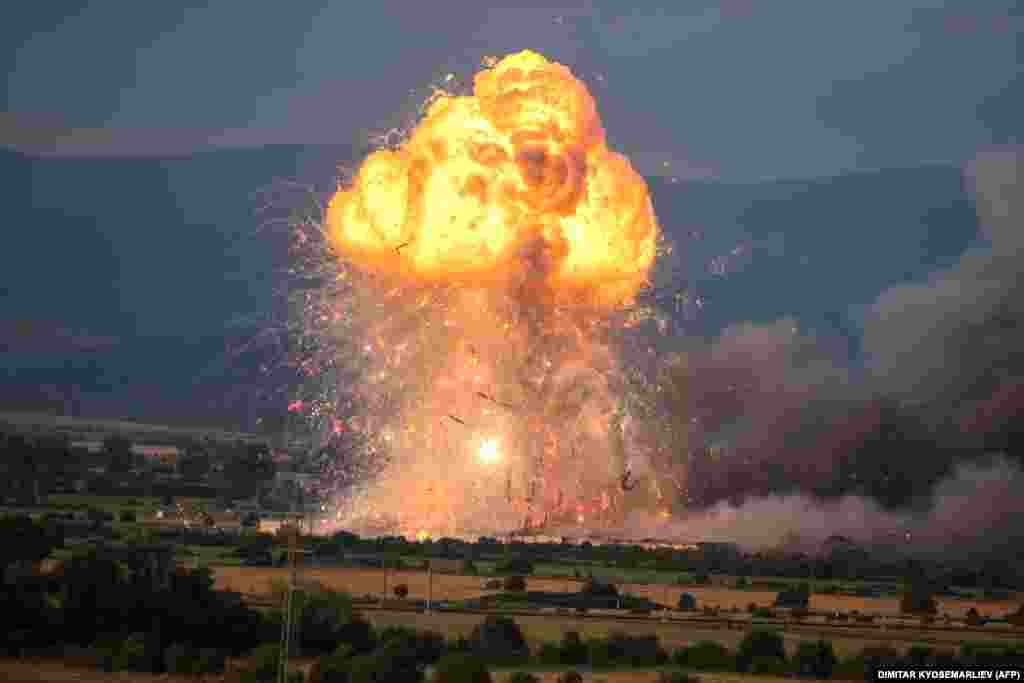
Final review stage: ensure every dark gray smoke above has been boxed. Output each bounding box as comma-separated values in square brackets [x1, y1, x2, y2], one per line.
[664, 147, 1023, 552]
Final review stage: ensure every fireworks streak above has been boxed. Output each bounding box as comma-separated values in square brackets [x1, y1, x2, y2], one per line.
[278, 50, 695, 538]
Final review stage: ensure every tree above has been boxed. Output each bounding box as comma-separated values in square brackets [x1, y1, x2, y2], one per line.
[104, 435, 134, 473]
[793, 640, 837, 679]
[737, 629, 786, 672]
[581, 578, 618, 597]
[469, 615, 528, 661]
[900, 582, 938, 614]
[307, 644, 355, 683]
[431, 653, 492, 683]
[503, 575, 527, 592]
[0, 514, 62, 576]
[495, 556, 534, 575]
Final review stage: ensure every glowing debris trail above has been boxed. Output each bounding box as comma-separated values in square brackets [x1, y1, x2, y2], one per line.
[319, 50, 667, 538]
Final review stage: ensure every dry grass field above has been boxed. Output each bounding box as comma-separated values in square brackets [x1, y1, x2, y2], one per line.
[206, 565, 1022, 658]
[209, 565, 1020, 619]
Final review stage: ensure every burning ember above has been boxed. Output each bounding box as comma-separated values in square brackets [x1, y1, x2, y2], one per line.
[306, 50, 666, 537]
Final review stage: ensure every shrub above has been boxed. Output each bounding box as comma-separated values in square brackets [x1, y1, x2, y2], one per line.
[581, 578, 618, 596]
[344, 649, 419, 683]
[195, 648, 227, 675]
[672, 641, 734, 671]
[495, 557, 534, 575]
[503, 575, 527, 592]
[119, 510, 137, 522]
[538, 642, 562, 665]
[463, 559, 478, 575]
[735, 576, 750, 589]
[750, 655, 789, 675]
[393, 583, 409, 598]
[558, 672, 583, 683]
[307, 644, 355, 683]
[588, 638, 615, 667]
[469, 615, 528, 662]
[775, 586, 810, 608]
[431, 652, 492, 683]
[659, 673, 700, 683]
[900, 585, 938, 614]
[678, 592, 697, 611]
[604, 632, 666, 666]
[506, 673, 540, 683]
[906, 645, 933, 666]
[737, 629, 786, 672]
[238, 642, 282, 683]
[794, 640, 837, 679]
[560, 630, 588, 665]
[94, 633, 148, 672]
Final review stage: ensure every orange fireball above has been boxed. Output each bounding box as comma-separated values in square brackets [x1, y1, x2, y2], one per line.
[326, 50, 658, 308]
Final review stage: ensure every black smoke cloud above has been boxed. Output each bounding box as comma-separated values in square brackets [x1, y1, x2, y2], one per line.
[661, 147, 1023, 551]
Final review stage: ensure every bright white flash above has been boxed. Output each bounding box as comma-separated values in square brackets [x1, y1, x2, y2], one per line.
[478, 438, 501, 464]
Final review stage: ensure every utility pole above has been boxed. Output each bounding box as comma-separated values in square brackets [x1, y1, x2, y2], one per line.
[278, 513, 310, 683]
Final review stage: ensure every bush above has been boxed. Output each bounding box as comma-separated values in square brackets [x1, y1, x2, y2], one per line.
[560, 631, 588, 665]
[308, 644, 355, 683]
[678, 592, 697, 611]
[238, 642, 282, 683]
[581, 578, 618, 597]
[775, 586, 810, 608]
[344, 649, 419, 683]
[737, 629, 786, 672]
[558, 672, 583, 683]
[393, 583, 409, 598]
[506, 673, 540, 683]
[605, 632, 666, 666]
[750, 655, 789, 675]
[431, 652, 492, 683]
[469, 615, 528, 662]
[503, 575, 527, 592]
[906, 645, 933, 666]
[495, 556, 534, 575]
[538, 642, 562, 666]
[659, 673, 700, 683]
[900, 585, 937, 614]
[587, 638, 615, 668]
[120, 510, 137, 522]
[794, 640, 837, 679]
[94, 633, 148, 672]
[672, 641, 734, 671]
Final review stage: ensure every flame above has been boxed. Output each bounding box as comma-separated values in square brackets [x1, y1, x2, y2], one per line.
[326, 50, 658, 308]
[320, 51, 664, 538]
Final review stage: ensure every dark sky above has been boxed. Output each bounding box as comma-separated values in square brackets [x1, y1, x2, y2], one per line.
[3, 1, 1021, 179]
[1, 1, 1021, 431]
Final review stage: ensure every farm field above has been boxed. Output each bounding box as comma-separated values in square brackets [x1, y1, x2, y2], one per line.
[209, 565, 1021, 619]
[208, 566, 1022, 657]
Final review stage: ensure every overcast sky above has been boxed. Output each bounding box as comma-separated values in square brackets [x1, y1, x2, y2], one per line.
[3, 0, 1020, 180]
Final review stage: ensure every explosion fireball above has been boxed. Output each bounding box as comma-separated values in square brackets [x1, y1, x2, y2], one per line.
[312, 50, 666, 538]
